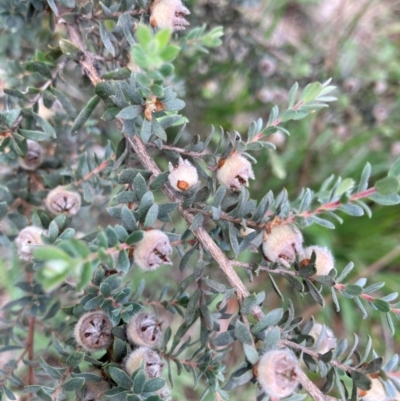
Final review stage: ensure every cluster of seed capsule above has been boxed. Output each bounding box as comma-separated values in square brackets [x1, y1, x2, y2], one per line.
[74, 310, 170, 400]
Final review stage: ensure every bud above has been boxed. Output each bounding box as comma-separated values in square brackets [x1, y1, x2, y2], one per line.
[257, 349, 300, 399]
[217, 153, 255, 191]
[262, 224, 303, 268]
[258, 57, 277, 77]
[15, 226, 46, 261]
[125, 347, 164, 378]
[134, 230, 173, 271]
[126, 312, 163, 348]
[304, 246, 334, 276]
[150, 0, 190, 32]
[45, 186, 81, 216]
[359, 378, 387, 401]
[74, 311, 113, 352]
[343, 77, 361, 94]
[373, 103, 389, 123]
[19, 140, 43, 171]
[308, 323, 337, 354]
[168, 157, 199, 192]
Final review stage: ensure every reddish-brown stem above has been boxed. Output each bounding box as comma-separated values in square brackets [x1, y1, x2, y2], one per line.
[335, 283, 400, 315]
[73, 160, 109, 187]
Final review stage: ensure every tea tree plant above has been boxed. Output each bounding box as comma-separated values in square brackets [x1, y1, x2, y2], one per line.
[1, 1, 400, 401]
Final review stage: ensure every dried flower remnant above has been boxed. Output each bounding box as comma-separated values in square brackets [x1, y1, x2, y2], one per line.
[217, 153, 255, 191]
[258, 57, 277, 77]
[150, 0, 190, 32]
[125, 347, 164, 378]
[19, 139, 43, 171]
[74, 311, 113, 352]
[133, 230, 173, 271]
[46, 186, 81, 216]
[359, 378, 387, 401]
[126, 312, 163, 348]
[308, 323, 337, 354]
[257, 349, 300, 399]
[168, 157, 199, 192]
[304, 245, 334, 276]
[15, 226, 46, 261]
[262, 224, 303, 268]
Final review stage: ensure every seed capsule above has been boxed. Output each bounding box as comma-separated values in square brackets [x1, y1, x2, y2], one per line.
[304, 246, 334, 276]
[308, 323, 337, 354]
[359, 378, 387, 401]
[74, 312, 113, 352]
[257, 349, 300, 399]
[19, 140, 43, 171]
[15, 226, 46, 262]
[150, 0, 190, 32]
[45, 186, 81, 216]
[125, 347, 164, 378]
[216, 153, 255, 191]
[126, 312, 163, 348]
[262, 224, 303, 268]
[168, 157, 199, 192]
[133, 230, 173, 271]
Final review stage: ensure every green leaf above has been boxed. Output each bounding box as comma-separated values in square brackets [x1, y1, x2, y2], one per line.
[99, 22, 115, 57]
[133, 370, 146, 393]
[33, 113, 56, 138]
[103, 68, 131, 80]
[71, 95, 101, 135]
[234, 321, 252, 345]
[143, 378, 166, 393]
[243, 344, 259, 365]
[389, 157, 400, 177]
[117, 105, 143, 120]
[160, 45, 180, 62]
[25, 61, 52, 79]
[59, 39, 83, 61]
[46, 0, 59, 15]
[136, 24, 153, 46]
[109, 367, 133, 389]
[375, 176, 399, 196]
[62, 377, 85, 392]
[126, 231, 144, 245]
[18, 129, 50, 141]
[344, 284, 363, 296]
[368, 193, 400, 205]
[252, 308, 283, 334]
[50, 87, 77, 118]
[373, 299, 391, 313]
[351, 371, 371, 391]
[301, 82, 322, 102]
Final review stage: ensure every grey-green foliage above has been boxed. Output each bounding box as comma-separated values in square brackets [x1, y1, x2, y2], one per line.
[1, 1, 400, 401]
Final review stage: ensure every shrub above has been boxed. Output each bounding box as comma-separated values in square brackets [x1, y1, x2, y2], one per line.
[1, 1, 400, 401]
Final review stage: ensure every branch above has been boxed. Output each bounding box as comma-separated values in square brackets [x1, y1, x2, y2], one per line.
[146, 142, 206, 159]
[297, 369, 338, 401]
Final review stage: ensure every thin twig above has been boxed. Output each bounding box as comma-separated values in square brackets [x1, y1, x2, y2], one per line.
[146, 142, 206, 159]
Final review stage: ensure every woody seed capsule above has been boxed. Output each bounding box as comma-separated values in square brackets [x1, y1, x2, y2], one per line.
[46, 186, 81, 216]
[308, 323, 337, 354]
[74, 311, 113, 352]
[133, 230, 173, 271]
[19, 140, 43, 171]
[150, 0, 190, 32]
[359, 378, 387, 401]
[125, 347, 164, 378]
[257, 349, 300, 399]
[304, 246, 334, 276]
[126, 312, 163, 348]
[15, 226, 46, 262]
[217, 153, 255, 191]
[168, 157, 199, 192]
[262, 224, 303, 268]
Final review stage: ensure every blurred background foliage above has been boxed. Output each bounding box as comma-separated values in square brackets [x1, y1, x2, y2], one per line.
[1, 0, 400, 400]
